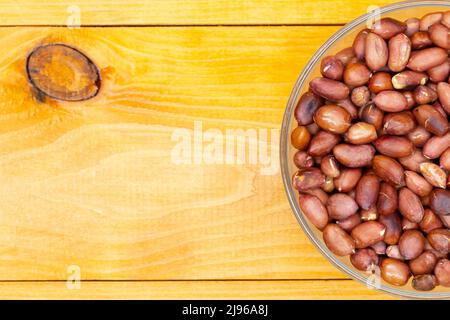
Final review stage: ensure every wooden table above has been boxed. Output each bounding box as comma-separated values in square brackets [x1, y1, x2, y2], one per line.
[0, 0, 400, 299]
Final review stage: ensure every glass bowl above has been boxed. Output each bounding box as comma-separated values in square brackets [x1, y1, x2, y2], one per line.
[280, 0, 450, 299]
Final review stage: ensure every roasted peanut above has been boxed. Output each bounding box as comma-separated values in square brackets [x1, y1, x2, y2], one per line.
[350, 248, 379, 271]
[411, 31, 433, 49]
[407, 127, 431, 147]
[352, 29, 369, 61]
[323, 224, 356, 256]
[310, 77, 350, 101]
[307, 130, 341, 157]
[383, 112, 416, 136]
[374, 136, 413, 158]
[429, 189, 450, 216]
[437, 82, 450, 113]
[294, 92, 323, 125]
[409, 251, 438, 275]
[350, 86, 370, 107]
[293, 168, 326, 192]
[428, 23, 449, 49]
[414, 85, 438, 105]
[343, 62, 371, 87]
[368, 72, 393, 93]
[405, 17, 420, 37]
[399, 230, 425, 260]
[391, 70, 428, 89]
[428, 60, 450, 83]
[380, 258, 411, 286]
[326, 193, 358, 220]
[293, 151, 314, 168]
[345, 122, 377, 145]
[412, 274, 437, 291]
[365, 32, 388, 71]
[413, 104, 449, 136]
[423, 132, 450, 159]
[407, 47, 448, 72]
[299, 193, 329, 230]
[419, 162, 447, 189]
[427, 229, 450, 254]
[371, 18, 406, 39]
[334, 168, 362, 192]
[372, 155, 405, 186]
[420, 12, 443, 31]
[379, 213, 402, 245]
[377, 183, 398, 217]
[337, 214, 362, 232]
[333, 144, 375, 168]
[374, 90, 408, 112]
[399, 149, 429, 172]
[404, 171, 433, 197]
[314, 105, 352, 134]
[321, 55, 345, 80]
[434, 259, 450, 287]
[440, 148, 450, 170]
[388, 33, 411, 72]
[351, 221, 386, 248]
[291, 126, 311, 150]
[358, 104, 384, 130]
[420, 209, 444, 234]
[398, 187, 424, 223]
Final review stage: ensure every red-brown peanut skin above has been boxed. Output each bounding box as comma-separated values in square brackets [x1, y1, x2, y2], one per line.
[351, 221, 386, 249]
[374, 136, 413, 158]
[423, 132, 450, 159]
[405, 17, 420, 37]
[365, 32, 388, 71]
[428, 60, 450, 83]
[412, 274, 438, 291]
[413, 104, 449, 136]
[407, 47, 448, 72]
[371, 240, 387, 255]
[323, 224, 356, 256]
[359, 104, 384, 130]
[298, 194, 329, 230]
[337, 214, 362, 232]
[314, 105, 352, 134]
[291, 126, 311, 150]
[388, 33, 411, 72]
[402, 217, 419, 231]
[420, 209, 443, 234]
[409, 251, 438, 275]
[411, 31, 433, 50]
[326, 193, 358, 220]
[428, 23, 449, 49]
[374, 90, 408, 112]
[386, 245, 404, 260]
[343, 62, 371, 87]
[352, 29, 369, 60]
[380, 258, 411, 286]
[407, 127, 431, 147]
[398, 187, 424, 223]
[320, 56, 344, 81]
[419, 162, 447, 189]
[307, 131, 341, 157]
[371, 18, 406, 39]
[399, 149, 429, 172]
[335, 47, 356, 66]
[333, 144, 375, 168]
[356, 174, 380, 210]
[345, 122, 377, 144]
[383, 112, 416, 136]
[350, 86, 370, 108]
[404, 171, 433, 197]
[293, 151, 314, 169]
[437, 82, 450, 114]
[391, 70, 428, 90]
[294, 92, 323, 126]
[379, 213, 402, 245]
[303, 188, 329, 205]
[292, 168, 325, 192]
[414, 85, 438, 105]
[377, 183, 398, 216]
[320, 155, 340, 178]
[350, 248, 379, 271]
[398, 230, 425, 260]
[310, 77, 350, 101]
[427, 229, 450, 254]
[334, 168, 362, 193]
[434, 259, 450, 287]
[368, 72, 393, 93]
[372, 155, 405, 186]
[420, 12, 443, 31]
[440, 148, 450, 170]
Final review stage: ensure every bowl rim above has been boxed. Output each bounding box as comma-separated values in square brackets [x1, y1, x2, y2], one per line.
[280, 0, 450, 299]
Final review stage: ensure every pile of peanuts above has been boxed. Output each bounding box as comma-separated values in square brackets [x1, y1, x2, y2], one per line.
[291, 12, 450, 291]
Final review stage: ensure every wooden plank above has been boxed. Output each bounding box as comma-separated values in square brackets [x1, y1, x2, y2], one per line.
[0, 280, 393, 299]
[0, 26, 346, 280]
[0, 0, 396, 26]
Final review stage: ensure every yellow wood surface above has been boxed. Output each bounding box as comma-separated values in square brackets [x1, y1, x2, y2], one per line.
[0, 0, 413, 299]
[0, 280, 391, 300]
[1, 0, 395, 25]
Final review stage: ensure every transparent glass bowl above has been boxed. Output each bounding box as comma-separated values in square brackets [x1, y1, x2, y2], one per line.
[280, 0, 450, 299]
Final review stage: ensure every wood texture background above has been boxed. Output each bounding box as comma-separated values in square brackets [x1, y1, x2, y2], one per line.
[0, 0, 403, 299]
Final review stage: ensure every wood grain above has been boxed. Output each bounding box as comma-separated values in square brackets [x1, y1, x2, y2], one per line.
[0, 26, 347, 281]
[0, 280, 391, 299]
[0, 0, 395, 26]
